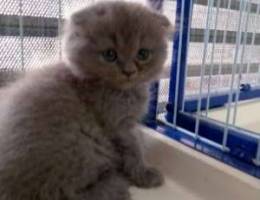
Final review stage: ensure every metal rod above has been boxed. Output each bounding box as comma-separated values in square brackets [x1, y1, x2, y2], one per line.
[158, 118, 224, 150]
[248, 4, 260, 75]
[181, 0, 194, 112]
[185, 110, 260, 139]
[58, 0, 62, 60]
[195, 0, 214, 138]
[205, 0, 221, 116]
[218, 0, 232, 86]
[18, 0, 25, 70]
[233, 1, 251, 125]
[173, 0, 185, 126]
[223, 0, 246, 151]
[252, 5, 260, 84]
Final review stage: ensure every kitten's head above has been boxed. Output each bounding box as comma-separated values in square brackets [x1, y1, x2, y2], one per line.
[64, 1, 173, 89]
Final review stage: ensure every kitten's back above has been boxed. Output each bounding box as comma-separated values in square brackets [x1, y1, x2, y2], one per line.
[0, 63, 93, 200]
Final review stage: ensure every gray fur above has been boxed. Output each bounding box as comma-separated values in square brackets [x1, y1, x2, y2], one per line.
[0, 1, 171, 200]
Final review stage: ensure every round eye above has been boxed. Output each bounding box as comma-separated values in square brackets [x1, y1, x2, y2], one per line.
[102, 49, 117, 62]
[137, 49, 151, 62]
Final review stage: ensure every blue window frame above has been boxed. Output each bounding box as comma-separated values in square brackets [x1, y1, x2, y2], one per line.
[146, 0, 260, 179]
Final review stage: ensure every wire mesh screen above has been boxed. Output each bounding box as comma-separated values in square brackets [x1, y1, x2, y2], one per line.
[0, 0, 95, 73]
[1, 0, 58, 71]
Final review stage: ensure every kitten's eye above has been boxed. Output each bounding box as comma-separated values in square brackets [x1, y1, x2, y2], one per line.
[102, 49, 117, 62]
[137, 49, 151, 62]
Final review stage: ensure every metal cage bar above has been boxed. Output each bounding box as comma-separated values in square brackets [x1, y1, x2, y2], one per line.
[195, 0, 214, 138]
[154, 0, 260, 178]
[166, 0, 193, 124]
[223, 0, 246, 150]
[181, 0, 194, 112]
[232, 1, 251, 126]
[205, 0, 221, 117]
[173, 0, 185, 126]
[18, 0, 25, 69]
[58, 0, 62, 60]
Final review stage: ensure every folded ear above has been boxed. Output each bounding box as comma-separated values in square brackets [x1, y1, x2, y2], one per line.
[153, 12, 175, 40]
[67, 8, 95, 37]
[71, 10, 89, 27]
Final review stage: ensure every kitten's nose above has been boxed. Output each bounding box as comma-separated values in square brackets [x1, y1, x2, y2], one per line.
[122, 69, 136, 77]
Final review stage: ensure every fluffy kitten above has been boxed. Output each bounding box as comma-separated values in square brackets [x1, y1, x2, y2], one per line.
[0, 1, 172, 200]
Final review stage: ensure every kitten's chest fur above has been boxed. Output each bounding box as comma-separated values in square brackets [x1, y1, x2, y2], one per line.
[77, 82, 148, 131]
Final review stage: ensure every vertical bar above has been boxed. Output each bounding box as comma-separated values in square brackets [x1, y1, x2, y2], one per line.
[58, 0, 62, 60]
[173, 0, 185, 126]
[248, 4, 260, 80]
[233, 1, 251, 125]
[181, 0, 194, 111]
[218, 0, 232, 86]
[166, 0, 193, 124]
[18, 0, 25, 70]
[223, 0, 246, 150]
[205, 0, 221, 116]
[195, 0, 214, 138]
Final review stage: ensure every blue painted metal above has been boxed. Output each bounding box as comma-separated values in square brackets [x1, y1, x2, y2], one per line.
[144, 82, 159, 128]
[240, 83, 252, 92]
[155, 123, 260, 178]
[166, 0, 193, 123]
[175, 112, 259, 164]
[145, 0, 260, 179]
[184, 86, 260, 112]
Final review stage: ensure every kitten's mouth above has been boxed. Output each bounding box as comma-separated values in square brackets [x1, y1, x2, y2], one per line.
[124, 73, 138, 81]
[112, 78, 136, 90]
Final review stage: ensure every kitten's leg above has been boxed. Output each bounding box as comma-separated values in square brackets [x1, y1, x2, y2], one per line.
[113, 128, 164, 188]
[76, 174, 130, 200]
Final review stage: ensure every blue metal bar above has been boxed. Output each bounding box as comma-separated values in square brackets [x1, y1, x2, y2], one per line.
[156, 122, 260, 178]
[149, 0, 260, 180]
[173, 0, 185, 126]
[181, 0, 194, 112]
[175, 112, 259, 164]
[183, 86, 260, 112]
[166, 0, 193, 123]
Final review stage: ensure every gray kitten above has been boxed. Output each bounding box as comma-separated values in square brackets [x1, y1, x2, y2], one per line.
[0, 1, 172, 200]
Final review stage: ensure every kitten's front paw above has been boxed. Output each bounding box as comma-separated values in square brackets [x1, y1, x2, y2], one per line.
[130, 167, 164, 188]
